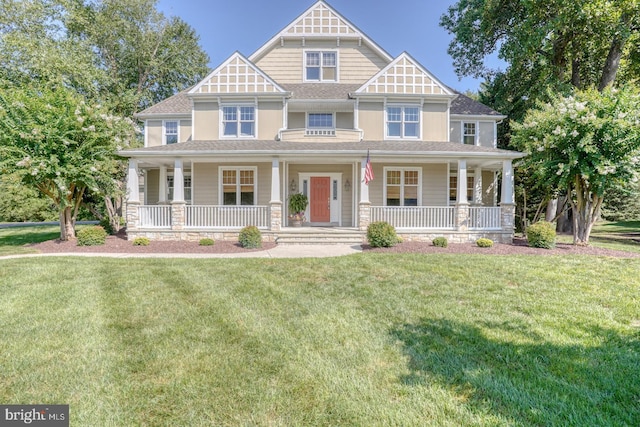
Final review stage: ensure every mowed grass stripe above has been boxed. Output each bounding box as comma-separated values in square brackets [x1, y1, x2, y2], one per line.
[0, 255, 638, 426]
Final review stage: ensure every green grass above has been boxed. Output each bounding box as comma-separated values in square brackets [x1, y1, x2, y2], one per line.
[0, 225, 60, 255]
[1, 255, 638, 426]
[556, 220, 640, 253]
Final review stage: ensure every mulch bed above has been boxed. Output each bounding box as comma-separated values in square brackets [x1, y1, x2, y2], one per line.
[27, 232, 640, 258]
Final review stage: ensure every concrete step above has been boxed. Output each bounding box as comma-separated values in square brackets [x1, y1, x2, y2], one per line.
[276, 231, 365, 245]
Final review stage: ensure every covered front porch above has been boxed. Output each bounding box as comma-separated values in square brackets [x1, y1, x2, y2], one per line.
[123, 151, 518, 244]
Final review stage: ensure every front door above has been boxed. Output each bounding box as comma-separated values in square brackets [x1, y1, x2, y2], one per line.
[310, 177, 331, 222]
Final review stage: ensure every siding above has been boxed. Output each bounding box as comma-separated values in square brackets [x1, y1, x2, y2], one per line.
[255, 40, 387, 84]
[450, 120, 461, 143]
[193, 101, 219, 140]
[479, 122, 495, 148]
[146, 169, 159, 204]
[482, 170, 497, 206]
[358, 101, 384, 140]
[191, 163, 271, 205]
[147, 121, 163, 147]
[423, 164, 448, 205]
[180, 120, 192, 142]
[258, 101, 283, 140]
[423, 103, 448, 141]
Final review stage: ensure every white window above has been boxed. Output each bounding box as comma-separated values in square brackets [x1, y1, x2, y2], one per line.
[164, 120, 178, 145]
[386, 106, 420, 139]
[222, 105, 255, 138]
[220, 168, 256, 205]
[167, 174, 192, 203]
[305, 51, 337, 82]
[384, 168, 421, 206]
[449, 174, 474, 203]
[463, 122, 477, 145]
[306, 113, 335, 135]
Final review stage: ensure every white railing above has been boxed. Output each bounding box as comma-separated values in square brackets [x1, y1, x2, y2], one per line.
[305, 129, 336, 136]
[185, 205, 270, 229]
[139, 205, 171, 228]
[371, 206, 457, 229]
[469, 207, 502, 230]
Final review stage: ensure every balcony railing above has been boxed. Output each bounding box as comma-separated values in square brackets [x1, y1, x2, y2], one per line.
[279, 128, 362, 142]
[371, 206, 457, 229]
[185, 205, 269, 229]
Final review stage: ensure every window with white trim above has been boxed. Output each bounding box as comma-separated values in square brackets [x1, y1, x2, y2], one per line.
[164, 121, 178, 145]
[449, 174, 474, 203]
[167, 174, 192, 203]
[222, 105, 255, 138]
[221, 168, 256, 205]
[307, 113, 335, 136]
[386, 106, 420, 139]
[385, 168, 421, 206]
[305, 51, 337, 82]
[463, 122, 476, 145]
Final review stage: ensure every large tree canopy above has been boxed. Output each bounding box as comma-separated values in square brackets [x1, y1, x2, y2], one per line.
[512, 86, 640, 244]
[0, 83, 138, 240]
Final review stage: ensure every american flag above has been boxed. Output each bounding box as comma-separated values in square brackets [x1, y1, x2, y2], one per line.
[363, 149, 374, 185]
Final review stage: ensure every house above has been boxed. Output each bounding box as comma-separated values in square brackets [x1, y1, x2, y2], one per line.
[120, 0, 524, 244]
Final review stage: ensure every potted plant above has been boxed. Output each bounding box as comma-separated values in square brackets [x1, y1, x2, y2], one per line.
[288, 193, 308, 227]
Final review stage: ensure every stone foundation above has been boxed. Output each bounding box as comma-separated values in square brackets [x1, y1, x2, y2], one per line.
[127, 229, 277, 243]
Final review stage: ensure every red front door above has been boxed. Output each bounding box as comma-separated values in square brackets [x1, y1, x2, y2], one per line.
[310, 177, 331, 222]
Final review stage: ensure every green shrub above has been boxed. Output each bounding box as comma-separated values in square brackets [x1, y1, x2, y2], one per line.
[367, 221, 399, 248]
[526, 221, 556, 249]
[199, 238, 215, 246]
[432, 237, 448, 248]
[476, 238, 494, 248]
[76, 226, 107, 246]
[239, 226, 262, 249]
[133, 237, 150, 246]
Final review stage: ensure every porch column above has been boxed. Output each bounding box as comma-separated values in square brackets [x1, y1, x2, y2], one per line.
[270, 158, 282, 231]
[158, 166, 167, 204]
[500, 159, 516, 242]
[171, 158, 185, 233]
[473, 167, 483, 205]
[456, 160, 469, 231]
[358, 157, 371, 231]
[126, 159, 140, 203]
[126, 159, 140, 232]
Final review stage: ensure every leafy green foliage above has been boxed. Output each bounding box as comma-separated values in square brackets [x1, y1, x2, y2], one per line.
[199, 238, 215, 246]
[76, 225, 107, 246]
[238, 226, 262, 249]
[288, 193, 308, 215]
[432, 237, 448, 248]
[512, 86, 640, 243]
[132, 237, 150, 246]
[0, 173, 57, 222]
[366, 221, 399, 248]
[476, 238, 494, 248]
[526, 221, 557, 249]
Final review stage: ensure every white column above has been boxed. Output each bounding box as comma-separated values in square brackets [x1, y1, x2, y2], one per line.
[360, 157, 370, 203]
[172, 159, 185, 202]
[456, 159, 468, 205]
[158, 166, 167, 203]
[501, 160, 514, 205]
[126, 159, 139, 203]
[473, 166, 483, 205]
[270, 158, 281, 203]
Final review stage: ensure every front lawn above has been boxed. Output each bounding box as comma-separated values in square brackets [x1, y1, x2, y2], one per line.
[0, 255, 638, 426]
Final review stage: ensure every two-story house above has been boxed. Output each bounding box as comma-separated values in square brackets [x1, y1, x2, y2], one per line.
[120, 0, 524, 244]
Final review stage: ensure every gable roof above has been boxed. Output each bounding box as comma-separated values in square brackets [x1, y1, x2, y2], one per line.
[450, 92, 505, 117]
[355, 52, 454, 97]
[136, 89, 192, 118]
[249, 0, 392, 63]
[189, 52, 287, 96]
[282, 83, 360, 100]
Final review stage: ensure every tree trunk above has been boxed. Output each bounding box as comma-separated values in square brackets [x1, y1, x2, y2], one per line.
[104, 195, 122, 233]
[59, 206, 76, 241]
[598, 13, 632, 91]
[572, 177, 604, 245]
[545, 199, 558, 222]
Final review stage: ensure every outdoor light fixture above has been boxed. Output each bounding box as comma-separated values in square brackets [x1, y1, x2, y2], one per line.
[344, 179, 351, 191]
[290, 179, 297, 192]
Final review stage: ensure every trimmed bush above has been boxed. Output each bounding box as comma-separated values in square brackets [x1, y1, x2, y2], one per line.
[432, 237, 448, 248]
[526, 221, 556, 249]
[133, 237, 150, 246]
[476, 238, 494, 248]
[239, 225, 262, 249]
[367, 221, 399, 248]
[76, 226, 107, 246]
[199, 238, 215, 246]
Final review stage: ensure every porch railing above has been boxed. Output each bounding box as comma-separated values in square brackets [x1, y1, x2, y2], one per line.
[371, 206, 457, 229]
[469, 207, 502, 230]
[185, 205, 270, 229]
[139, 205, 172, 228]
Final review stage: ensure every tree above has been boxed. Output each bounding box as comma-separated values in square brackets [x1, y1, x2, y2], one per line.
[511, 86, 640, 244]
[0, 82, 137, 240]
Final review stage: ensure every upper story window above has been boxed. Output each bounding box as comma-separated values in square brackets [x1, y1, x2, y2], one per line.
[386, 106, 420, 139]
[385, 168, 421, 206]
[463, 122, 477, 145]
[306, 113, 335, 136]
[305, 51, 337, 82]
[163, 120, 178, 145]
[222, 105, 255, 138]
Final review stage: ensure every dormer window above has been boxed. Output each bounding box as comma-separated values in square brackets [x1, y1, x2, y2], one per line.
[305, 51, 337, 82]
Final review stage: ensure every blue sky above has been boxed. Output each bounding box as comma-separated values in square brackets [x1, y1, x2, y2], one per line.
[156, 0, 502, 93]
